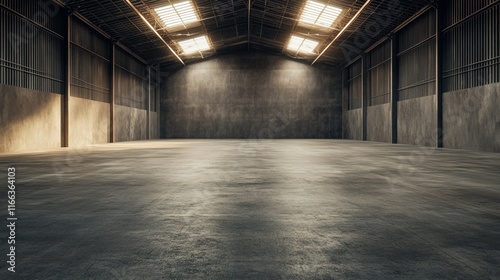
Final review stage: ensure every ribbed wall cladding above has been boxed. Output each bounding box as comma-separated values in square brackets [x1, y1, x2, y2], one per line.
[397, 9, 436, 101]
[345, 1, 500, 102]
[115, 47, 148, 110]
[0, 3, 65, 94]
[443, 0, 500, 91]
[70, 17, 111, 102]
[2, 0, 65, 35]
[346, 59, 362, 110]
[367, 40, 391, 106]
[1, 2, 158, 109]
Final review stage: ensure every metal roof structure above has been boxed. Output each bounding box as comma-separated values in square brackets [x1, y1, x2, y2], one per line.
[61, 0, 430, 68]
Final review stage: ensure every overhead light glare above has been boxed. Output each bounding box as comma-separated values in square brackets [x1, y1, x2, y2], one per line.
[299, 0, 343, 28]
[287, 35, 319, 54]
[155, 1, 199, 29]
[178, 35, 211, 54]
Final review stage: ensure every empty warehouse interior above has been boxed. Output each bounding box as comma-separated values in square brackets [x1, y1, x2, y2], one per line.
[0, 0, 499, 278]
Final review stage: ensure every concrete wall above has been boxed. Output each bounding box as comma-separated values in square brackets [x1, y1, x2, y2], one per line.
[343, 109, 363, 140]
[367, 103, 391, 143]
[0, 84, 61, 153]
[1, 84, 157, 153]
[162, 51, 342, 139]
[398, 95, 436, 147]
[69, 97, 110, 147]
[115, 105, 148, 142]
[443, 83, 500, 152]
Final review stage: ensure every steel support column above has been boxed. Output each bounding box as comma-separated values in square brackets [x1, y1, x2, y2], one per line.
[156, 68, 161, 139]
[341, 67, 346, 139]
[110, 43, 116, 143]
[391, 36, 399, 144]
[362, 55, 368, 141]
[63, 14, 71, 147]
[436, 5, 443, 148]
[147, 65, 151, 140]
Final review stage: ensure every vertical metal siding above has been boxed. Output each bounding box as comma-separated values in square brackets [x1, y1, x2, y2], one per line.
[2, 0, 65, 35]
[367, 39, 391, 106]
[115, 47, 148, 110]
[70, 17, 111, 102]
[0, 4, 65, 94]
[442, 0, 500, 91]
[397, 9, 437, 101]
[346, 59, 363, 110]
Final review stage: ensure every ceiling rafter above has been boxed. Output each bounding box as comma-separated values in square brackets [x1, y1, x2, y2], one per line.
[64, 0, 429, 67]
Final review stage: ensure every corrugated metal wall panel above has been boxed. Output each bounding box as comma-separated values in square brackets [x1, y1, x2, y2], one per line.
[0, 5, 64, 94]
[115, 47, 148, 110]
[346, 59, 362, 110]
[70, 17, 111, 102]
[367, 39, 391, 106]
[397, 9, 436, 101]
[442, 0, 500, 91]
[1, 2, 156, 109]
[2, 0, 65, 36]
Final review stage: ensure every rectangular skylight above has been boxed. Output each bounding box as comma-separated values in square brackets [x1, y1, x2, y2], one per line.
[155, 1, 199, 29]
[287, 35, 319, 54]
[178, 36, 211, 54]
[299, 0, 343, 28]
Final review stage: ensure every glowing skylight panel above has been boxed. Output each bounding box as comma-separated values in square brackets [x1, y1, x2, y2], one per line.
[178, 36, 211, 54]
[287, 35, 319, 54]
[155, 1, 199, 29]
[299, 0, 343, 28]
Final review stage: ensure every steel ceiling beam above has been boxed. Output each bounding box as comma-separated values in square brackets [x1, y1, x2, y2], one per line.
[312, 0, 373, 65]
[62, 0, 429, 66]
[124, 0, 185, 65]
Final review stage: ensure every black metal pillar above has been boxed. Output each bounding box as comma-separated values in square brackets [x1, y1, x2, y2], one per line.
[362, 55, 368, 141]
[110, 43, 115, 143]
[147, 65, 151, 140]
[63, 14, 71, 147]
[436, 4, 443, 148]
[391, 36, 399, 144]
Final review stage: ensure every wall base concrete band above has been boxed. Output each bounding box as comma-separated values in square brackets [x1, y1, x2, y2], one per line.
[0, 84, 61, 153]
[150, 112, 159, 139]
[115, 105, 148, 142]
[398, 95, 437, 147]
[443, 83, 500, 152]
[162, 51, 342, 139]
[1, 83, 157, 153]
[2, 68, 498, 153]
[343, 109, 363, 140]
[69, 97, 110, 147]
[366, 103, 391, 143]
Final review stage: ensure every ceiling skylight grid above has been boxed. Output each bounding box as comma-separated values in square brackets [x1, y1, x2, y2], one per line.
[178, 35, 211, 54]
[154, 1, 199, 29]
[287, 35, 319, 54]
[299, 0, 343, 28]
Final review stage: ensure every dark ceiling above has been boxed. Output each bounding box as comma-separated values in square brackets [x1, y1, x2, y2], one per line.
[61, 0, 430, 69]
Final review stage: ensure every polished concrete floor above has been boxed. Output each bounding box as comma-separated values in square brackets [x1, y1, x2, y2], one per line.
[0, 140, 499, 279]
